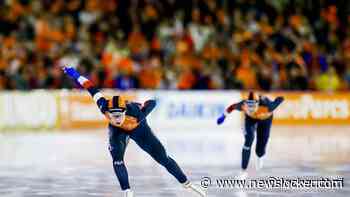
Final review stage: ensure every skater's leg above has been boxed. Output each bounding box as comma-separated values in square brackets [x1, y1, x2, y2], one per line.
[132, 125, 188, 184]
[242, 119, 256, 170]
[255, 118, 272, 158]
[108, 126, 130, 190]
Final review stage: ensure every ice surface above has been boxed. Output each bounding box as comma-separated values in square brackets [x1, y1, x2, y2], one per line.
[0, 127, 349, 197]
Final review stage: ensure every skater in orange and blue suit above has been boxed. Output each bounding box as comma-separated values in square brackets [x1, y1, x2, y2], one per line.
[62, 66, 206, 197]
[217, 92, 284, 177]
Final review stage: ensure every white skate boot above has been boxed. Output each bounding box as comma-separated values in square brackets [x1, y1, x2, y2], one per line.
[183, 181, 207, 197]
[256, 156, 264, 171]
[123, 189, 134, 197]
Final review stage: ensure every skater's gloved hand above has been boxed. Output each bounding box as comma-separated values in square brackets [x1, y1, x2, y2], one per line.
[217, 114, 226, 125]
[275, 96, 284, 102]
[62, 66, 80, 80]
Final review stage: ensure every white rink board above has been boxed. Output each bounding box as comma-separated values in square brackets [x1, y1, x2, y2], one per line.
[0, 91, 57, 129]
[137, 91, 242, 131]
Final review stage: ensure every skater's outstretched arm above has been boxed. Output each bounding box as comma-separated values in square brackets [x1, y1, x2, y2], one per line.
[62, 66, 109, 114]
[216, 101, 244, 125]
[141, 100, 156, 116]
[261, 96, 284, 112]
[226, 101, 245, 113]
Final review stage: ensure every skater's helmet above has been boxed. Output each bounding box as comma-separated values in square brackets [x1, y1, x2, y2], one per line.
[107, 96, 127, 126]
[246, 91, 259, 113]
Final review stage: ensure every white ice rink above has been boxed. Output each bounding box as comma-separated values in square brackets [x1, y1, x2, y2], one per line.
[0, 126, 349, 197]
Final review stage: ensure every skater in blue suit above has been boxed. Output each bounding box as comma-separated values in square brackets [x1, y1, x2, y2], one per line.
[62, 66, 206, 197]
[217, 92, 284, 178]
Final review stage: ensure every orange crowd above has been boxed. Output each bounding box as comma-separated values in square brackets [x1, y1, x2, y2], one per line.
[0, 0, 349, 91]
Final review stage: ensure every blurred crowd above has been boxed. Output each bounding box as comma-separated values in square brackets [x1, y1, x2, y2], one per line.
[0, 0, 350, 91]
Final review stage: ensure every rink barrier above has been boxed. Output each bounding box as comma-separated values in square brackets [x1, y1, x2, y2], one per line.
[0, 90, 350, 130]
[58, 90, 242, 130]
[262, 92, 350, 125]
[137, 90, 242, 130]
[0, 90, 58, 130]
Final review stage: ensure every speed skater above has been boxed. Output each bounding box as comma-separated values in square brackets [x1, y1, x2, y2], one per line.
[217, 92, 284, 178]
[62, 66, 206, 197]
